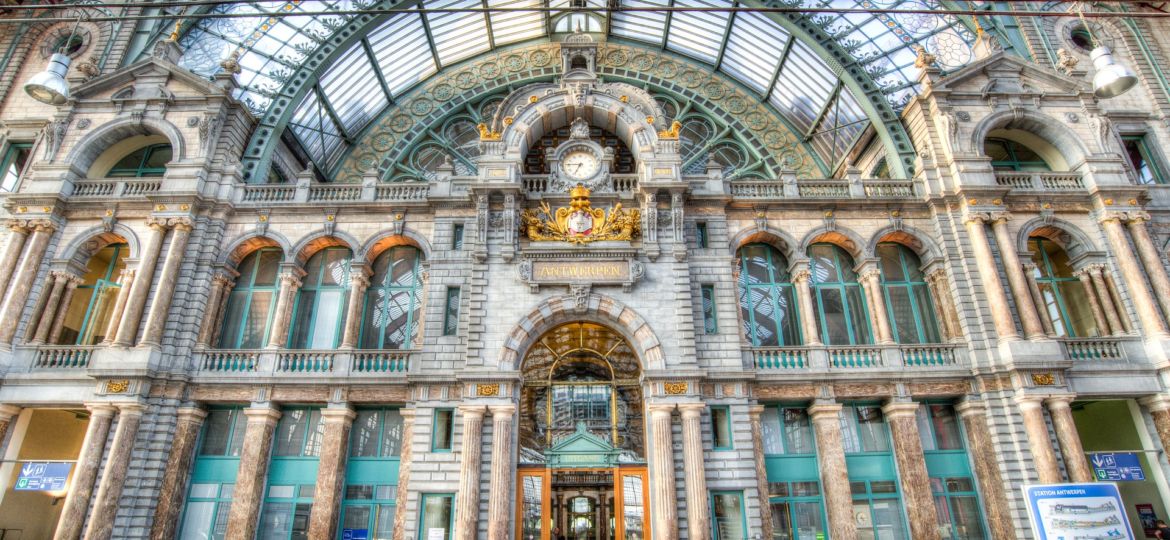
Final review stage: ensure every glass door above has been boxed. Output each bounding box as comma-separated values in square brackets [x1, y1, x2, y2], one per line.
[517, 469, 551, 540]
[615, 468, 649, 540]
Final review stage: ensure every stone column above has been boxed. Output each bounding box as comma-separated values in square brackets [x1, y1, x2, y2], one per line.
[1104, 272, 1134, 333]
[196, 271, 235, 348]
[225, 404, 282, 540]
[28, 271, 65, 343]
[0, 222, 29, 298]
[990, 216, 1046, 339]
[1140, 396, 1170, 461]
[860, 268, 893, 343]
[0, 221, 55, 345]
[1015, 396, 1061, 484]
[0, 405, 22, 455]
[140, 220, 193, 346]
[1127, 217, 1170, 322]
[882, 401, 941, 540]
[1089, 265, 1125, 337]
[748, 405, 773, 540]
[678, 403, 711, 540]
[964, 216, 1020, 340]
[1046, 396, 1092, 483]
[647, 403, 679, 540]
[487, 405, 516, 540]
[791, 266, 822, 346]
[150, 407, 207, 540]
[85, 403, 147, 540]
[46, 275, 82, 345]
[53, 404, 116, 540]
[808, 402, 856, 540]
[454, 405, 486, 540]
[1075, 269, 1112, 336]
[114, 220, 168, 346]
[267, 268, 304, 348]
[101, 268, 134, 345]
[1100, 215, 1168, 337]
[1023, 262, 1057, 337]
[308, 406, 357, 539]
[925, 268, 961, 341]
[955, 400, 1015, 540]
[340, 265, 370, 348]
[393, 409, 417, 540]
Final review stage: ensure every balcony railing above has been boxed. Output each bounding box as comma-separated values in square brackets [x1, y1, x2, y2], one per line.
[994, 171, 1085, 191]
[1060, 337, 1131, 361]
[521, 175, 639, 194]
[32, 346, 96, 370]
[71, 178, 162, 198]
[752, 343, 962, 370]
[196, 349, 411, 377]
[728, 179, 918, 200]
[238, 182, 430, 204]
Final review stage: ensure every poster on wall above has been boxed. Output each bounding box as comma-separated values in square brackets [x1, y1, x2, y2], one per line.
[1023, 483, 1136, 540]
[1136, 504, 1158, 538]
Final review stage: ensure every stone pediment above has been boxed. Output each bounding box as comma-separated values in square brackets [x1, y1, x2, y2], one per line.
[546, 422, 621, 468]
[926, 52, 1089, 98]
[70, 55, 229, 103]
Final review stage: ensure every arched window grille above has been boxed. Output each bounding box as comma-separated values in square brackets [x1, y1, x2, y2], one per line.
[876, 243, 940, 344]
[1029, 237, 1097, 337]
[108, 143, 172, 177]
[809, 243, 872, 345]
[983, 137, 1049, 172]
[218, 248, 281, 349]
[288, 247, 352, 349]
[736, 243, 801, 347]
[360, 246, 424, 350]
[59, 243, 128, 345]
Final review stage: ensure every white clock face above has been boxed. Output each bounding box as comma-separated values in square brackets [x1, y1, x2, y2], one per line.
[562, 150, 600, 180]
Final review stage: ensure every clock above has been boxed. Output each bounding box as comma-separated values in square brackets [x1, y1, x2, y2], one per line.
[563, 149, 600, 181]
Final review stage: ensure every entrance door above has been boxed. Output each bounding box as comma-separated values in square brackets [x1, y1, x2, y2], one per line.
[515, 468, 649, 540]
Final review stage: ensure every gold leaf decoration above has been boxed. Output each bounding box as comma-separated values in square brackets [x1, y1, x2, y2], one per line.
[519, 184, 641, 244]
[663, 382, 688, 395]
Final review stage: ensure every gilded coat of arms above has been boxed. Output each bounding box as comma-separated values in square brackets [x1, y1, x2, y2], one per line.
[520, 184, 641, 243]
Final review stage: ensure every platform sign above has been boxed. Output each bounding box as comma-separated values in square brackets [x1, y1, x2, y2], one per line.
[1092, 452, 1146, 481]
[14, 461, 72, 491]
[1023, 483, 1135, 540]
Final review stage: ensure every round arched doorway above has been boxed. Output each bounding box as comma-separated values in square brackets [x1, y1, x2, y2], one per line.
[516, 322, 648, 540]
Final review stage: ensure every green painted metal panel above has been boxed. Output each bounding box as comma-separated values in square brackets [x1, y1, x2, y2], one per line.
[191, 457, 241, 483]
[845, 454, 896, 481]
[268, 458, 320, 485]
[765, 455, 820, 483]
[345, 459, 400, 485]
[924, 451, 972, 478]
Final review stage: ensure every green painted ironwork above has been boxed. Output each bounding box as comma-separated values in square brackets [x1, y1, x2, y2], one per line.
[737, 243, 802, 347]
[877, 243, 940, 345]
[288, 247, 351, 349]
[809, 244, 872, 346]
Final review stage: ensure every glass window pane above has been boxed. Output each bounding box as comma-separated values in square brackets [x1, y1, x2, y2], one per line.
[856, 407, 889, 452]
[844, 287, 873, 344]
[375, 504, 395, 539]
[351, 410, 381, 458]
[623, 475, 645, 539]
[521, 476, 544, 540]
[877, 244, 906, 282]
[179, 501, 216, 540]
[712, 408, 732, 449]
[433, 410, 453, 450]
[818, 289, 849, 344]
[218, 291, 249, 349]
[258, 503, 294, 540]
[200, 410, 233, 456]
[783, 409, 814, 454]
[930, 405, 963, 450]
[381, 410, 404, 457]
[761, 407, 784, 455]
[274, 410, 310, 456]
[886, 287, 919, 344]
[420, 495, 454, 540]
[253, 251, 280, 286]
[241, 291, 273, 349]
[712, 492, 746, 540]
[342, 505, 371, 531]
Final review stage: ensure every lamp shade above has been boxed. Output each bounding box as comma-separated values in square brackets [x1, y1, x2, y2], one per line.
[1091, 46, 1139, 99]
[24, 53, 72, 105]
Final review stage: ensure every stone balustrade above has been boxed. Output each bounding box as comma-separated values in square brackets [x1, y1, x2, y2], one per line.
[193, 349, 411, 379]
[1059, 337, 1139, 361]
[71, 178, 163, 198]
[993, 171, 1085, 191]
[751, 343, 963, 371]
[31, 345, 96, 370]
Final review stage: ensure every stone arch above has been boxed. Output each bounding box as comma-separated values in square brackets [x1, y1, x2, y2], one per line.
[799, 225, 869, 260]
[1015, 217, 1101, 262]
[969, 109, 1091, 167]
[288, 230, 362, 264]
[55, 223, 140, 269]
[499, 293, 663, 372]
[217, 229, 293, 267]
[359, 227, 433, 264]
[867, 225, 944, 266]
[729, 225, 799, 261]
[63, 115, 186, 176]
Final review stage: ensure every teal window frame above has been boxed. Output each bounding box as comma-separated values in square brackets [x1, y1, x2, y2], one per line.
[64, 243, 128, 345]
[877, 243, 941, 344]
[451, 224, 464, 250]
[736, 243, 802, 347]
[289, 247, 352, 349]
[696, 222, 709, 248]
[260, 407, 323, 539]
[107, 143, 172, 177]
[359, 245, 423, 350]
[431, 409, 454, 452]
[984, 137, 1050, 172]
[342, 408, 403, 539]
[1029, 237, 1092, 338]
[0, 142, 31, 192]
[218, 248, 281, 349]
[710, 406, 732, 450]
[701, 284, 718, 335]
[443, 286, 460, 336]
[178, 406, 247, 540]
[841, 403, 910, 540]
[768, 481, 828, 540]
[917, 402, 990, 540]
[258, 483, 316, 540]
[339, 484, 397, 540]
[709, 490, 748, 540]
[850, 480, 909, 540]
[809, 244, 873, 345]
[1123, 135, 1166, 185]
[417, 493, 456, 540]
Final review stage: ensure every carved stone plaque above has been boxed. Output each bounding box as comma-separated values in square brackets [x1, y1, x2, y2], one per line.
[518, 256, 644, 293]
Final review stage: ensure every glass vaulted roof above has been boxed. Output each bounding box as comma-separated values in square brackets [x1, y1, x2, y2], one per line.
[177, 0, 980, 175]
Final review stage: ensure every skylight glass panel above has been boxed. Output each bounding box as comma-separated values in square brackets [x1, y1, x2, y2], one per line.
[810, 91, 867, 162]
[368, 13, 438, 96]
[290, 89, 345, 168]
[609, 0, 670, 44]
[320, 45, 389, 135]
[488, 0, 546, 46]
[665, 0, 732, 64]
[768, 41, 835, 134]
[425, 0, 491, 66]
[718, 11, 789, 95]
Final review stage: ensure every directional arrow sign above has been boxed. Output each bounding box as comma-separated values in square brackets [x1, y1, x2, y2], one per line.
[1090, 452, 1145, 482]
[14, 462, 71, 491]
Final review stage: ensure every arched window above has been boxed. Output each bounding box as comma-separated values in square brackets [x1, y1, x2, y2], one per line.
[218, 248, 281, 349]
[58, 243, 128, 345]
[876, 243, 940, 344]
[809, 243, 872, 345]
[1029, 237, 1097, 337]
[288, 247, 351, 349]
[360, 246, 424, 350]
[108, 143, 172, 177]
[984, 138, 1049, 172]
[736, 244, 801, 346]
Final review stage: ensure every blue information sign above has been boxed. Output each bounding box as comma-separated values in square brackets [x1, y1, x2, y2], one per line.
[342, 529, 369, 540]
[1023, 483, 1135, 540]
[1091, 452, 1146, 481]
[14, 461, 72, 491]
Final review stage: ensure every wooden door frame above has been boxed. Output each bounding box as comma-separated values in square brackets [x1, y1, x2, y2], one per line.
[516, 466, 650, 540]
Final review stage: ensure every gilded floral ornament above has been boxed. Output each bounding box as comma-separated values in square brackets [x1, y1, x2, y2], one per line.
[476, 123, 502, 141]
[657, 120, 682, 140]
[520, 184, 641, 243]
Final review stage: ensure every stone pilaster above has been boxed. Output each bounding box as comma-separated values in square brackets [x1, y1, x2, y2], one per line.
[808, 402, 856, 540]
[225, 404, 282, 540]
[454, 405, 486, 540]
[748, 405, 773, 540]
[487, 405, 516, 540]
[1127, 217, 1170, 322]
[340, 265, 370, 348]
[114, 220, 167, 346]
[882, 401, 941, 540]
[0, 222, 30, 298]
[678, 403, 711, 540]
[1045, 396, 1092, 483]
[196, 271, 235, 347]
[791, 266, 822, 345]
[150, 407, 207, 540]
[990, 216, 1046, 339]
[85, 403, 147, 540]
[1015, 396, 1061, 483]
[0, 221, 54, 345]
[308, 405, 357, 539]
[964, 216, 1019, 340]
[393, 409, 417, 540]
[140, 220, 193, 346]
[28, 271, 65, 343]
[1100, 215, 1168, 337]
[53, 403, 116, 540]
[268, 268, 304, 348]
[955, 400, 1016, 540]
[100, 268, 134, 345]
[647, 403, 679, 540]
[1075, 268, 1112, 336]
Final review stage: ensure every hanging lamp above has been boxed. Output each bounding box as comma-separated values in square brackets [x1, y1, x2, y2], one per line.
[1075, 3, 1138, 98]
[24, 14, 84, 105]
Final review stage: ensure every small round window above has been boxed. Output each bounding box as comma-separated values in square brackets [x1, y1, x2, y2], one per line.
[53, 34, 85, 56]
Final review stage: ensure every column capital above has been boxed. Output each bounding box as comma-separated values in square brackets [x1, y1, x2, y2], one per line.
[243, 405, 282, 424]
[677, 402, 707, 418]
[117, 402, 149, 417]
[1043, 395, 1077, 410]
[321, 405, 357, 424]
[488, 404, 516, 417]
[399, 407, 418, 420]
[4, 220, 30, 234]
[807, 401, 842, 420]
[748, 404, 766, 417]
[954, 399, 988, 419]
[0, 404, 21, 422]
[145, 217, 170, 231]
[1139, 394, 1170, 413]
[881, 400, 920, 419]
[646, 403, 677, 415]
[176, 407, 208, 422]
[458, 404, 488, 418]
[85, 402, 118, 417]
[1124, 211, 1153, 225]
[1013, 394, 1046, 410]
[1098, 211, 1148, 225]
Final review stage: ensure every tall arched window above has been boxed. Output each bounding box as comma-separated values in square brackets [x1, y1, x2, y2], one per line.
[360, 246, 424, 350]
[736, 243, 801, 347]
[218, 248, 281, 349]
[984, 138, 1050, 171]
[58, 243, 128, 345]
[288, 247, 351, 349]
[809, 243, 872, 345]
[1029, 237, 1098, 337]
[108, 143, 172, 177]
[877, 243, 940, 344]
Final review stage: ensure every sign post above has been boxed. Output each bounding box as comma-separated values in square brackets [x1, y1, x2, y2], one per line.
[1091, 452, 1147, 481]
[1023, 483, 1135, 540]
[14, 461, 72, 491]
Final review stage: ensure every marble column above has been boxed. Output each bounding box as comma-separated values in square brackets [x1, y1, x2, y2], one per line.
[791, 266, 822, 346]
[487, 405, 516, 540]
[53, 404, 116, 540]
[267, 268, 304, 348]
[150, 407, 207, 540]
[955, 400, 1015, 540]
[454, 405, 486, 540]
[647, 403, 679, 540]
[46, 275, 82, 345]
[0, 222, 29, 299]
[140, 220, 193, 346]
[393, 409, 417, 540]
[808, 403, 856, 540]
[0, 221, 54, 345]
[0, 405, 22, 455]
[28, 271, 65, 343]
[340, 265, 370, 348]
[748, 405, 774, 540]
[1127, 217, 1170, 322]
[225, 405, 282, 540]
[85, 403, 147, 540]
[114, 220, 168, 346]
[882, 401, 941, 540]
[308, 406, 357, 539]
[1075, 269, 1113, 336]
[964, 216, 1020, 340]
[1104, 272, 1134, 333]
[1023, 262, 1057, 337]
[925, 268, 961, 341]
[990, 217, 1046, 339]
[678, 403, 711, 540]
[101, 268, 134, 345]
[1089, 265, 1126, 336]
[1140, 396, 1170, 463]
[1046, 396, 1092, 483]
[1015, 396, 1061, 484]
[860, 268, 894, 344]
[1100, 216, 1168, 337]
[196, 272, 235, 348]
